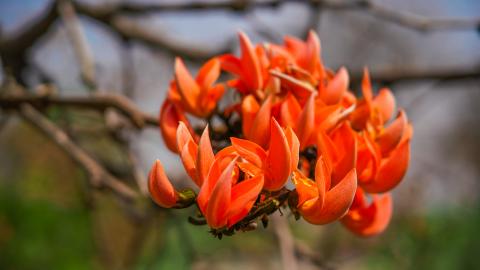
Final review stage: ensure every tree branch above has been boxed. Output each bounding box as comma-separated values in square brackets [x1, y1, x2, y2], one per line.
[19, 104, 138, 201]
[0, 93, 159, 128]
[57, 0, 97, 90]
[80, 0, 480, 32]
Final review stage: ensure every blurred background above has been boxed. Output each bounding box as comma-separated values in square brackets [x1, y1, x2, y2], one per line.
[0, 0, 479, 269]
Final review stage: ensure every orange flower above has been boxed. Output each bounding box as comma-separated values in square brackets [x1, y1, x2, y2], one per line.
[148, 159, 179, 208]
[231, 118, 298, 191]
[350, 68, 396, 130]
[150, 30, 412, 236]
[240, 95, 272, 147]
[221, 32, 265, 95]
[159, 99, 196, 153]
[341, 188, 392, 236]
[170, 57, 225, 118]
[197, 156, 264, 229]
[283, 30, 323, 77]
[357, 108, 413, 193]
[292, 156, 357, 224]
[175, 122, 214, 187]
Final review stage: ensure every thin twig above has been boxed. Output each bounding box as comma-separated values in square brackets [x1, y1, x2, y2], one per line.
[58, 0, 97, 90]
[0, 93, 159, 128]
[19, 104, 138, 201]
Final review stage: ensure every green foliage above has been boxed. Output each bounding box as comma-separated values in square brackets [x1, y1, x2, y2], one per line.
[361, 207, 480, 270]
[0, 183, 95, 270]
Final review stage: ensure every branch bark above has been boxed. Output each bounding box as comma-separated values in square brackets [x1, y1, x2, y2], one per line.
[57, 0, 97, 90]
[19, 104, 138, 201]
[0, 93, 159, 128]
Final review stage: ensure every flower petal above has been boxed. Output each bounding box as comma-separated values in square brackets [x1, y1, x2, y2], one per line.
[249, 96, 272, 147]
[303, 169, 357, 225]
[148, 160, 178, 208]
[196, 57, 221, 89]
[206, 158, 237, 229]
[363, 139, 410, 193]
[373, 88, 396, 124]
[264, 118, 292, 191]
[176, 121, 196, 152]
[196, 126, 215, 187]
[227, 175, 264, 227]
[280, 93, 301, 127]
[159, 100, 188, 152]
[295, 93, 315, 148]
[180, 140, 198, 183]
[174, 57, 200, 112]
[320, 67, 349, 105]
[241, 95, 260, 137]
[377, 110, 407, 156]
[230, 137, 267, 168]
[331, 124, 357, 186]
[285, 127, 300, 170]
[342, 190, 393, 237]
[238, 31, 263, 90]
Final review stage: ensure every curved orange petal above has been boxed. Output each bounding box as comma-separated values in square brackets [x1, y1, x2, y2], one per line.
[238, 31, 263, 90]
[220, 54, 243, 76]
[377, 110, 407, 156]
[180, 140, 198, 183]
[284, 35, 305, 60]
[227, 174, 264, 227]
[363, 140, 410, 193]
[236, 161, 263, 177]
[174, 57, 200, 112]
[314, 156, 329, 210]
[316, 131, 338, 177]
[196, 57, 221, 89]
[206, 158, 237, 229]
[357, 133, 380, 184]
[148, 160, 178, 208]
[292, 170, 318, 207]
[230, 137, 267, 168]
[280, 93, 301, 127]
[264, 118, 291, 191]
[294, 157, 330, 220]
[196, 126, 215, 187]
[249, 96, 272, 147]
[285, 127, 300, 170]
[320, 67, 349, 105]
[176, 121, 196, 152]
[362, 68, 373, 108]
[303, 169, 357, 225]
[305, 30, 321, 73]
[331, 124, 357, 186]
[241, 95, 260, 137]
[159, 100, 188, 152]
[342, 190, 393, 237]
[373, 88, 396, 124]
[295, 93, 315, 148]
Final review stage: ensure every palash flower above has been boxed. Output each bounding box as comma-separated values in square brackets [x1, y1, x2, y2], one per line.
[170, 57, 225, 118]
[341, 188, 393, 237]
[231, 118, 299, 191]
[149, 30, 413, 238]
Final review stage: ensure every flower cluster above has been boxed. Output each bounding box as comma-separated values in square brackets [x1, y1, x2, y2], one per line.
[149, 31, 412, 238]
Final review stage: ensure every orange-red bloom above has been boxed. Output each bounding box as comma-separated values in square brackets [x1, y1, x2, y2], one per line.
[197, 156, 264, 229]
[148, 159, 179, 208]
[151, 30, 412, 237]
[341, 188, 393, 236]
[293, 156, 357, 224]
[232, 118, 298, 191]
[170, 57, 225, 118]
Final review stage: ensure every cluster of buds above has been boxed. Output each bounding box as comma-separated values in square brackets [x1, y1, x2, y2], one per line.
[149, 30, 413, 238]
